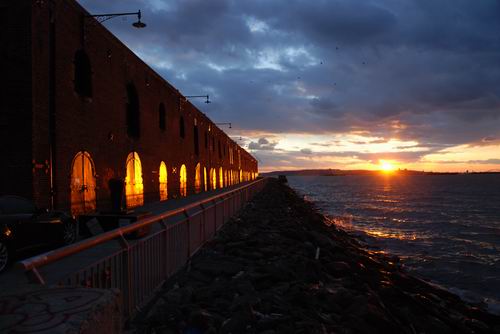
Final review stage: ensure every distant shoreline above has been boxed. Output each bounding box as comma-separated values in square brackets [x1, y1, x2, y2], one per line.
[262, 169, 500, 177]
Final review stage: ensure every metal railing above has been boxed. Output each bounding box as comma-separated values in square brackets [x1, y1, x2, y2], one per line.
[19, 178, 267, 318]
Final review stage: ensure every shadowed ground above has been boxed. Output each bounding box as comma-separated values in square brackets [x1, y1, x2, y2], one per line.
[135, 178, 500, 333]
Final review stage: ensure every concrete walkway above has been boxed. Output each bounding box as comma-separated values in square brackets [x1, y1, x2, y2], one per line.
[0, 182, 253, 290]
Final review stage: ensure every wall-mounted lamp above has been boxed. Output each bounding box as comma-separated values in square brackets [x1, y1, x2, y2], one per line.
[185, 95, 211, 104]
[216, 122, 232, 129]
[86, 10, 146, 28]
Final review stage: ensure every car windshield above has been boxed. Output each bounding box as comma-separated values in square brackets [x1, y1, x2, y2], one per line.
[0, 196, 36, 214]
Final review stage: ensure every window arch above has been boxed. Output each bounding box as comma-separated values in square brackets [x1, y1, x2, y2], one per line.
[195, 163, 201, 193]
[70, 151, 96, 216]
[219, 167, 224, 188]
[74, 50, 92, 98]
[203, 167, 208, 192]
[210, 168, 217, 190]
[159, 103, 166, 131]
[125, 152, 144, 208]
[126, 83, 140, 139]
[159, 161, 168, 201]
[179, 164, 187, 197]
[179, 116, 185, 138]
[194, 122, 199, 155]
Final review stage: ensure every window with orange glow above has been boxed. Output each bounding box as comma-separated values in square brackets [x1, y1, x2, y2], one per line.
[239, 169, 243, 183]
[125, 152, 144, 208]
[70, 151, 96, 216]
[210, 168, 217, 190]
[195, 163, 201, 193]
[203, 167, 208, 192]
[219, 167, 224, 188]
[180, 164, 187, 197]
[159, 161, 168, 201]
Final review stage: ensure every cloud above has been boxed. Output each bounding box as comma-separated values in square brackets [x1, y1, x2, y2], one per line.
[77, 0, 500, 171]
[300, 148, 313, 154]
[248, 137, 278, 151]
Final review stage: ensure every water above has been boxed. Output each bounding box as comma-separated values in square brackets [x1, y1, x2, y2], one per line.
[287, 174, 500, 314]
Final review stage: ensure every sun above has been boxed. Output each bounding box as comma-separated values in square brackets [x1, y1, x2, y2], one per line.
[379, 160, 396, 172]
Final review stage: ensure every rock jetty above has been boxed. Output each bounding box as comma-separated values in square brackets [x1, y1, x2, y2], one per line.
[136, 178, 500, 333]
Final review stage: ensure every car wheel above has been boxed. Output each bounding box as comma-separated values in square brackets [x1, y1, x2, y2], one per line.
[0, 241, 9, 273]
[62, 220, 78, 245]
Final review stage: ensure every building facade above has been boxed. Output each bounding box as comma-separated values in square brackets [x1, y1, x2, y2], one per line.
[0, 0, 258, 216]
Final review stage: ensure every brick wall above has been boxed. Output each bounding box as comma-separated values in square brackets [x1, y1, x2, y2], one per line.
[26, 0, 258, 212]
[0, 0, 33, 200]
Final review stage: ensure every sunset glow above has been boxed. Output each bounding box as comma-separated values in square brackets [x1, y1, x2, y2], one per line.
[379, 160, 396, 172]
[80, 0, 500, 174]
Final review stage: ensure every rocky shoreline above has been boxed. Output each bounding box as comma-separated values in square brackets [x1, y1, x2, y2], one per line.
[135, 178, 500, 333]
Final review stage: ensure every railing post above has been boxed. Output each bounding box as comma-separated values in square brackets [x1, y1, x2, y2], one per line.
[212, 199, 217, 231]
[118, 232, 132, 318]
[200, 203, 206, 242]
[183, 210, 191, 257]
[159, 219, 168, 280]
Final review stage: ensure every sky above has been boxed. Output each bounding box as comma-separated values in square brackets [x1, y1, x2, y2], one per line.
[78, 0, 500, 173]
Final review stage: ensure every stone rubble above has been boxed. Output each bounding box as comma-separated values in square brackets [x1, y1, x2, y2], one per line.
[135, 178, 500, 333]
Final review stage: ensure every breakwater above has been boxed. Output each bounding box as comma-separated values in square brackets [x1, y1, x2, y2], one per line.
[136, 178, 500, 333]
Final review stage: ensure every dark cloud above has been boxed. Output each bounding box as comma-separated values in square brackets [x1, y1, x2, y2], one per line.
[78, 0, 500, 165]
[300, 148, 313, 154]
[248, 137, 278, 151]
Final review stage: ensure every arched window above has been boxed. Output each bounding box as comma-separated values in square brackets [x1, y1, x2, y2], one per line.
[239, 169, 243, 183]
[224, 170, 228, 187]
[219, 167, 224, 188]
[194, 123, 199, 155]
[159, 103, 166, 131]
[74, 50, 92, 98]
[218, 140, 222, 159]
[179, 116, 185, 139]
[204, 131, 208, 149]
[210, 168, 217, 190]
[195, 163, 201, 193]
[203, 167, 208, 192]
[125, 152, 144, 208]
[70, 151, 96, 216]
[126, 83, 140, 139]
[179, 164, 187, 197]
[159, 161, 168, 201]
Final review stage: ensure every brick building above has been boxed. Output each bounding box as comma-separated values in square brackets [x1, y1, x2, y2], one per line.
[0, 0, 258, 217]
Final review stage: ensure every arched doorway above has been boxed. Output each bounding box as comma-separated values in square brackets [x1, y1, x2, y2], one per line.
[219, 167, 224, 188]
[125, 152, 144, 208]
[210, 168, 217, 190]
[195, 163, 201, 193]
[203, 167, 208, 192]
[180, 164, 187, 197]
[70, 151, 96, 216]
[159, 161, 168, 201]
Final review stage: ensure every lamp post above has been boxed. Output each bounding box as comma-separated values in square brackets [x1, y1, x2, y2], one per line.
[215, 122, 231, 129]
[85, 10, 146, 28]
[185, 95, 211, 104]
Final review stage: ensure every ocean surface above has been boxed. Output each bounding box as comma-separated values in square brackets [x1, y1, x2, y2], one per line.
[287, 174, 500, 314]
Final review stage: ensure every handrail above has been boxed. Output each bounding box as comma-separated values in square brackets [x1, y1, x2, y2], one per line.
[19, 178, 266, 272]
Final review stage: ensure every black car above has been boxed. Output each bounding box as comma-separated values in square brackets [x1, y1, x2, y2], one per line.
[0, 196, 78, 272]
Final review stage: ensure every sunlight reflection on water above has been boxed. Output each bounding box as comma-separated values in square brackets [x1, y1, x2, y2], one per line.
[289, 174, 500, 314]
